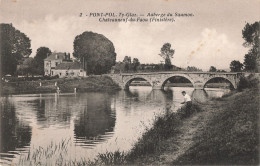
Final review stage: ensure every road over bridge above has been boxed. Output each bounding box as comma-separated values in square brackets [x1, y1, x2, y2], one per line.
[107, 72, 243, 90]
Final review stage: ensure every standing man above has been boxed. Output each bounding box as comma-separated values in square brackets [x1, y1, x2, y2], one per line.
[181, 91, 192, 116]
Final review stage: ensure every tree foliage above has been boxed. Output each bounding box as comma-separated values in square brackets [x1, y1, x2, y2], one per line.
[242, 21, 260, 72]
[216, 70, 227, 72]
[73, 31, 116, 75]
[34, 47, 52, 75]
[0, 23, 32, 75]
[242, 21, 260, 48]
[123, 56, 131, 72]
[244, 51, 258, 71]
[209, 66, 217, 72]
[132, 58, 140, 71]
[17, 58, 37, 76]
[159, 43, 175, 70]
[230, 60, 243, 72]
[114, 56, 140, 72]
[123, 56, 131, 64]
[187, 66, 202, 72]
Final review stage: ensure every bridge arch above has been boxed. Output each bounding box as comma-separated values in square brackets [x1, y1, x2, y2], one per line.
[161, 74, 195, 90]
[202, 76, 236, 89]
[123, 76, 153, 90]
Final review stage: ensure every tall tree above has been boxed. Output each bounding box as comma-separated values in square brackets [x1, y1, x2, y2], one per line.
[132, 58, 140, 72]
[0, 24, 32, 75]
[230, 60, 243, 72]
[123, 56, 131, 72]
[34, 47, 51, 75]
[209, 66, 217, 72]
[123, 56, 131, 64]
[242, 21, 260, 72]
[73, 31, 116, 75]
[159, 43, 175, 70]
[244, 48, 258, 71]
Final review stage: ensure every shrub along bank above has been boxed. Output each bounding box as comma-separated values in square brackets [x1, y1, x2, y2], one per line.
[171, 86, 259, 165]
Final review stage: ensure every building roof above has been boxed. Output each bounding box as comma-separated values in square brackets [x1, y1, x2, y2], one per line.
[45, 52, 66, 60]
[55, 62, 83, 70]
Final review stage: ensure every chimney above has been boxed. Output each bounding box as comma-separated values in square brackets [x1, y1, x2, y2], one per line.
[68, 53, 70, 60]
[55, 54, 58, 59]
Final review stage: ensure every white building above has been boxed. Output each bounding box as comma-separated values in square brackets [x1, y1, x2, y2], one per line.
[44, 52, 70, 76]
[53, 62, 87, 78]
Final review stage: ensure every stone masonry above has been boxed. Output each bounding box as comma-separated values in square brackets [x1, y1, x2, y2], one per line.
[106, 72, 243, 90]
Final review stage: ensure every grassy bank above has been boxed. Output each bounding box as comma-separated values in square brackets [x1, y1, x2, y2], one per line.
[127, 77, 259, 165]
[172, 87, 259, 165]
[1, 75, 120, 95]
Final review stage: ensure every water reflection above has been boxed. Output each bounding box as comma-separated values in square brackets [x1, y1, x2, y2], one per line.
[192, 90, 209, 103]
[24, 94, 74, 128]
[74, 93, 116, 146]
[0, 99, 32, 164]
[0, 87, 230, 165]
[205, 88, 230, 98]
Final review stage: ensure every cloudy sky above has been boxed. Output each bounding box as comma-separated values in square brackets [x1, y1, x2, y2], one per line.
[0, 0, 259, 70]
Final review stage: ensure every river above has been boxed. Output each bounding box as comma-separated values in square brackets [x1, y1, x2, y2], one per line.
[0, 86, 230, 165]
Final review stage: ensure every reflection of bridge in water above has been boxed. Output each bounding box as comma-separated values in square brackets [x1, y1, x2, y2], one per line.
[124, 86, 230, 112]
[107, 72, 243, 90]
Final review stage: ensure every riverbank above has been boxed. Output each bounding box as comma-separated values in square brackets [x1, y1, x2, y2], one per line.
[0, 75, 120, 95]
[125, 83, 259, 165]
[172, 87, 259, 165]
[1, 77, 230, 96]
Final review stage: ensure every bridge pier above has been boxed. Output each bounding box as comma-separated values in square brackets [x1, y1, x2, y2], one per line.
[194, 83, 204, 90]
[152, 85, 162, 90]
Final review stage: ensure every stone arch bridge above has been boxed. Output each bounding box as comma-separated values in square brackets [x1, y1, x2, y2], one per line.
[107, 72, 243, 90]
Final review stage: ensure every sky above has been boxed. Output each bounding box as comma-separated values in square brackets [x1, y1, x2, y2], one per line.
[0, 0, 260, 70]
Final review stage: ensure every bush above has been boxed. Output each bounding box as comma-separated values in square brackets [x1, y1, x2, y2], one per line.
[42, 75, 59, 80]
[238, 74, 259, 91]
[238, 76, 250, 91]
[95, 151, 127, 165]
